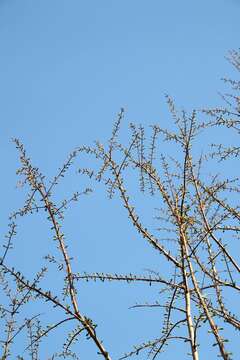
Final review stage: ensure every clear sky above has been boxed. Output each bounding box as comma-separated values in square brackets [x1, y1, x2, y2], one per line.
[0, 1, 239, 359]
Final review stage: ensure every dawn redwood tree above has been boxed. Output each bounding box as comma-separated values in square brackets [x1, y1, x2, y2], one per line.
[0, 49, 239, 359]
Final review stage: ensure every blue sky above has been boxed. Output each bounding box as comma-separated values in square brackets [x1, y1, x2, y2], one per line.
[0, 1, 239, 359]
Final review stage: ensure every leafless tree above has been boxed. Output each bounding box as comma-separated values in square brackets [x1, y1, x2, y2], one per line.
[0, 49, 239, 359]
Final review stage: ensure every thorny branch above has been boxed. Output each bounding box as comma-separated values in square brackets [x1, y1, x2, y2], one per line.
[0, 49, 239, 359]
